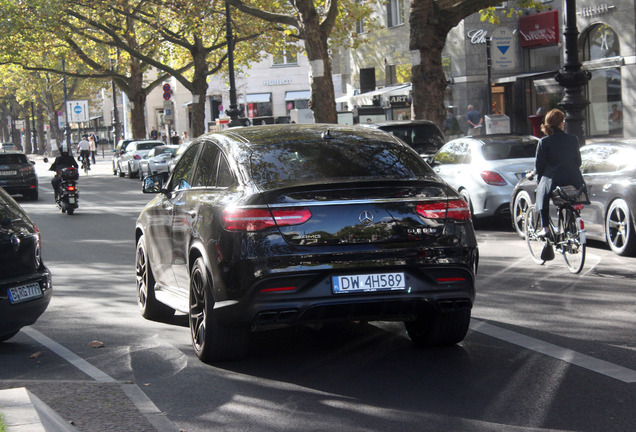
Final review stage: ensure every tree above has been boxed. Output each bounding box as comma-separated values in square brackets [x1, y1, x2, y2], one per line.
[409, 0, 544, 125]
[226, 0, 374, 124]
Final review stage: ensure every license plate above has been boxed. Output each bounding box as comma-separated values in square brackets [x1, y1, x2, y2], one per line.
[332, 272, 406, 294]
[69, 196, 76, 203]
[0, 170, 17, 176]
[8, 283, 43, 304]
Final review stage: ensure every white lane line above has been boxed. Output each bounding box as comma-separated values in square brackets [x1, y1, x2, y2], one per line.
[22, 327, 116, 383]
[471, 319, 636, 383]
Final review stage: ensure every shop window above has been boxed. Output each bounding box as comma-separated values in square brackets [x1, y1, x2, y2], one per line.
[246, 93, 272, 118]
[583, 24, 622, 136]
[584, 24, 620, 60]
[387, 0, 404, 27]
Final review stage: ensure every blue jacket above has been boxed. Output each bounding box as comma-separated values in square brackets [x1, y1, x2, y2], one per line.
[535, 129, 584, 188]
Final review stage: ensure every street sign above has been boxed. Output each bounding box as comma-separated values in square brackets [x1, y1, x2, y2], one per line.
[163, 83, 172, 101]
[66, 100, 89, 123]
[491, 27, 516, 71]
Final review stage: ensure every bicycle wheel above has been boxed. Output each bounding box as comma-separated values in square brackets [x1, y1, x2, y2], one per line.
[560, 208, 586, 274]
[525, 205, 546, 265]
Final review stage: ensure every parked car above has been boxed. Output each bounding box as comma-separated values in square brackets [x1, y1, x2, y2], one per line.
[112, 138, 139, 175]
[0, 151, 39, 200]
[136, 124, 478, 362]
[431, 134, 539, 219]
[0, 187, 52, 342]
[359, 120, 446, 161]
[511, 139, 636, 256]
[2, 143, 18, 151]
[117, 140, 164, 178]
[139, 145, 179, 179]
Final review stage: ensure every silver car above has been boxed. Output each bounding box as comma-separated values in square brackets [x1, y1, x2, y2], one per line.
[431, 134, 539, 219]
[117, 140, 164, 178]
[138, 145, 179, 179]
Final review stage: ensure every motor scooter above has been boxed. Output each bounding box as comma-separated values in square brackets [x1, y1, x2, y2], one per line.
[56, 167, 79, 215]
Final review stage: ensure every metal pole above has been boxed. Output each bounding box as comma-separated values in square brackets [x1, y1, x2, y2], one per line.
[555, 0, 591, 145]
[111, 62, 120, 145]
[225, 1, 243, 127]
[486, 38, 493, 116]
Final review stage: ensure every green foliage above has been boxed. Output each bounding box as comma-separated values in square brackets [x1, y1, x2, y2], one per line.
[480, 0, 547, 24]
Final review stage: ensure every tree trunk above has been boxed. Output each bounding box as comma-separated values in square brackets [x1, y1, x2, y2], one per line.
[409, 0, 449, 126]
[296, 0, 337, 124]
[127, 60, 148, 139]
[24, 106, 33, 154]
[190, 43, 209, 138]
[37, 107, 46, 155]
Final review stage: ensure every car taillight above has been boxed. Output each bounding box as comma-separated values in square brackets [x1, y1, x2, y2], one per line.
[20, 166, 35, 174]
[134, 154, 142, 160]
[222, 207, 311, 231]
[417, 199, 471, 221]
[480, 171, 507, 186]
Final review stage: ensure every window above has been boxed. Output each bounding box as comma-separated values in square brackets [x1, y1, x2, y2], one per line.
[191, 143, 219, 187]
[246, 93, 273, 118]
[387, 0, 404, 27]
[170, 144, 199, 191]
[581, 145, 636, 174]
[433, 142, 470, 165]
[273, 48, 297, 66]
[216, 155, 234, 188]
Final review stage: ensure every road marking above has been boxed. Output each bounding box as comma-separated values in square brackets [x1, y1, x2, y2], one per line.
[23, 327, 116, 382]
[471, 319, 636, 383]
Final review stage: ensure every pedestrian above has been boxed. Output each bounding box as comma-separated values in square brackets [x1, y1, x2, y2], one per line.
[170, 130, 181, 145]
[533, 108, 585, 246]
[181, 131, 188, 142]
[466, 105, 483, 136]
[443, 107, 454, 132]
[161, 134, 167, 144]
[150, 127, 158, 140]
[88, 135, 97, 164]
[77, 135, 91, 169]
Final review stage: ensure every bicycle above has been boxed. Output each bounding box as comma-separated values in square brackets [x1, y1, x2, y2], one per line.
[524, 185, 588, 274]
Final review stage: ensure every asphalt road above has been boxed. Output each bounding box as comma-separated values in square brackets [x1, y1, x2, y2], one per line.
[2, 156, 636, 432]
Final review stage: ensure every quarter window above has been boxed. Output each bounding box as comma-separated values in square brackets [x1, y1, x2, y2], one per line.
[170, 144, 199, 191]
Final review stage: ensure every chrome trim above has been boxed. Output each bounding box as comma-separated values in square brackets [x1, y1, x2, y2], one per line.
[258, 196, 454, 208]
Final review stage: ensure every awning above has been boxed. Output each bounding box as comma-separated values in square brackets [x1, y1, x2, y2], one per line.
[285, 90, 311, 101]
[339, 84, 411, 106]
[492, 70, 558, 84]
[246, 93, 271, 103]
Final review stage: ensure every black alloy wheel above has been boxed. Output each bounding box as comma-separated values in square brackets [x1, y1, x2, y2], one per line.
[189, 257, 249, 362]
[136, 235, 174, 321]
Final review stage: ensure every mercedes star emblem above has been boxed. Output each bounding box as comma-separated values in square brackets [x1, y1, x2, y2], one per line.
[359, 210, 374, 225]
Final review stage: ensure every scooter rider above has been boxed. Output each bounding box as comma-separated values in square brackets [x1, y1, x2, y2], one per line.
[77, 135, 91, 169]
[49, 150, 78, 200]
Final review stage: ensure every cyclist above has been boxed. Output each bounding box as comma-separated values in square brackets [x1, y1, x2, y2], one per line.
[533, 109, 585, 239]
[77, 135, 91, 170]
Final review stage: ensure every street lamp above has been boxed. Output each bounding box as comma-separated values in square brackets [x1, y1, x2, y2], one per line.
[225, 1, 243, 127]
[555, 0, 591, 145]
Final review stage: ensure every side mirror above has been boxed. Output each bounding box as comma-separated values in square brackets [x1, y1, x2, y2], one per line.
[142, 173, 165, 194]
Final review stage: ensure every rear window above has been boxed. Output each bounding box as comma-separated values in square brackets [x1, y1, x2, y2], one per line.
[250, 140, 435, 189]
[481, 138, 538, 161]
[380, 124, 445, 155]
[137, 142, 162, 150]
[0, 154, 27, 164]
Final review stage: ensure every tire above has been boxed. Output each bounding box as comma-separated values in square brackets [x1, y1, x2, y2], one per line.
[118, 162, 125, 177]
[136, 235, 175, 321]
[113, 163, 118, 175]
[405, 307, 471, 347]
[189, 257, 249, 362]
[560, 208, 586, 274]
[525, 205, 546, 265]
[605, 199, 636, 256]
[512, 191, 531, 238]
[67, 207, 75, 215]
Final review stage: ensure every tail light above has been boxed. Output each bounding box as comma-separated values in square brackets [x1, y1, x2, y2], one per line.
[416, 199, 471, 221]
[480, 171, 507, 186]
[222, 207, 311, 231]
[67, 185, 76, 191]
[20, 166, 35, 174]
[134, 154, 142, 160]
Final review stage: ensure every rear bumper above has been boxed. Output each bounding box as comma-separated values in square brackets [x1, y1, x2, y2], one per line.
[0, 268, 52, 338]
[213, 263, 476, 329]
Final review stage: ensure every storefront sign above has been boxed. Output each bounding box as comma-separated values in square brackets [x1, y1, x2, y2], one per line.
[467, 29, 489, 45]
[519, 10, 559, 48]
[389, 95, 409, 105]
[264, 79, 292, 86]
[577, 4, 616, 18]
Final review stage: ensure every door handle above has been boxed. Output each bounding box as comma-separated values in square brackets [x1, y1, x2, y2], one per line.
[603, 183, 612, 192]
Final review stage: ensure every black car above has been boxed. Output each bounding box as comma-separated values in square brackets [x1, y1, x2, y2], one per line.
[0, 151, 39, 200]
[511, 139, 636, 256]
[136, 124, 478, 362]
[0, 187, 52, 342]
[359, 120, 446, 161]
